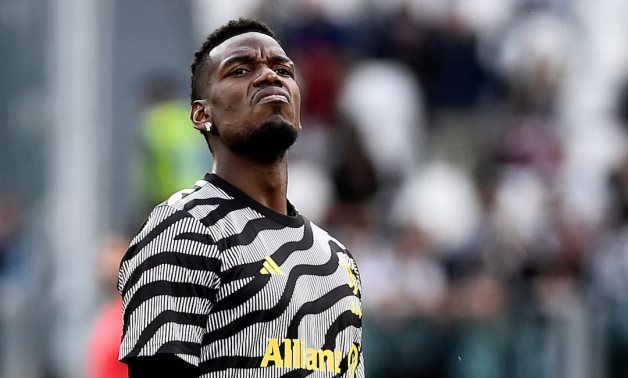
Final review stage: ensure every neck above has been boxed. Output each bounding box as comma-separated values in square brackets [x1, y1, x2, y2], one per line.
[214, 153, 289, 215]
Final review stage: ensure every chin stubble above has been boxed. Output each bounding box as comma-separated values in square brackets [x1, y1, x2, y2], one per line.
[230, 120, 298, 163]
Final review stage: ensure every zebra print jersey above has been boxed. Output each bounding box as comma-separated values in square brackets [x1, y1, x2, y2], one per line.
[118, 174, 364, 377]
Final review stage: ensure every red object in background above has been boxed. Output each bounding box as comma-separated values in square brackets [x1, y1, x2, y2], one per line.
[86, 297, 127, 378]
[298, 47, 343, 124]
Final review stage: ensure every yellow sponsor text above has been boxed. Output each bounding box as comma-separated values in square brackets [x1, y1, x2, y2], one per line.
[260, 338, 342, 373]
[348, 343, 359, 378]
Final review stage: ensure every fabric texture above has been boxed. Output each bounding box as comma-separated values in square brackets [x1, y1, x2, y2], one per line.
[118, 174, 364, 377]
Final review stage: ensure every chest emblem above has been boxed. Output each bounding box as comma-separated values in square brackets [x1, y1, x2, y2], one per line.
[337, 253, 359, 295]
[351, 304, 362, 318]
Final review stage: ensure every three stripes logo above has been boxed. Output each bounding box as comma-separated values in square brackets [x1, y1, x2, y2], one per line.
[260, 256, 284, 276]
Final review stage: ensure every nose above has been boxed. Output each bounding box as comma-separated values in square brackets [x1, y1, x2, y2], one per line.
[253, 66, 282, 87]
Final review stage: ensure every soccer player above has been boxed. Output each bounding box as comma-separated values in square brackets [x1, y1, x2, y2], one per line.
[117, 18, 364, 378]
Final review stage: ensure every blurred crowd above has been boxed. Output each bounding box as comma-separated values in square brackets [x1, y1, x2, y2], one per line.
[4, 0, 628, 377]
[264, 1, 628, 377]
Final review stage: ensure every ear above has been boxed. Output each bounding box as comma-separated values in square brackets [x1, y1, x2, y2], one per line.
[190, 100, 210, 132]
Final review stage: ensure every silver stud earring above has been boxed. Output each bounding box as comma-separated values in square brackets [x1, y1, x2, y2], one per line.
[204, 121, 213, 132]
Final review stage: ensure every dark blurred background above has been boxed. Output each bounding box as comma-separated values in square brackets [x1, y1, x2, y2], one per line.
[2, 0, 628, 377]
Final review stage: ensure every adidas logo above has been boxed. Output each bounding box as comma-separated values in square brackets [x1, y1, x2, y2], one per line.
[260, 256, 284, 276]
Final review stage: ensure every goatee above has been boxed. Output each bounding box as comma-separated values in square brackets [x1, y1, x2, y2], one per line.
[231, 120, 298, 164]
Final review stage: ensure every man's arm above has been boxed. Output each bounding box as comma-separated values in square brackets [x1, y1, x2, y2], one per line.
[127, 355, 199, 378]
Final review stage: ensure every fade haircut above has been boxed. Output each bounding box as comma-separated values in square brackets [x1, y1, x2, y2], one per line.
[190, 18, 277, 101]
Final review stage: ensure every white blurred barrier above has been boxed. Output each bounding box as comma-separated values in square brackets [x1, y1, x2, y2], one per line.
[47, 0, 110, 377]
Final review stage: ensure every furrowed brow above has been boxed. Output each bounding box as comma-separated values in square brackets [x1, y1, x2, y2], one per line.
[220, 53, 294, 70]
[269, 55, 293, 66]
[220, 54, 257, 69]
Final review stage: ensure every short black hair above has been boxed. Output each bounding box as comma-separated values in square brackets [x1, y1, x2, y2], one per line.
[190, 18, 276, 101]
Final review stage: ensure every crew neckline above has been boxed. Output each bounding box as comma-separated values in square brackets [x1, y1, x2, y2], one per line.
[205, 173, 304, 228]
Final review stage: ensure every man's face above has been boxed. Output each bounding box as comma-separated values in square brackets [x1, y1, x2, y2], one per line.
[204, 32, 302, 162]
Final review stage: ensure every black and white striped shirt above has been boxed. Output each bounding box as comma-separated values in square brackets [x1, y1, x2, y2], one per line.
[118, 174, 364, 377]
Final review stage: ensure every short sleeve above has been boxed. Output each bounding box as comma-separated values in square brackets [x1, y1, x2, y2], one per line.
[118, 205, 221, 367]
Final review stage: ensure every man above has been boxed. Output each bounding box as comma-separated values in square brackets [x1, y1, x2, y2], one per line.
[118, 18, 364, 378]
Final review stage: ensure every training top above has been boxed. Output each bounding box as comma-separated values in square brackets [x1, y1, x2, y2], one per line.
[118, 173, 364, 377]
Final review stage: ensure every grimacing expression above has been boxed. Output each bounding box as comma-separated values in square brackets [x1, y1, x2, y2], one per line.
[204, 32, 302, 155]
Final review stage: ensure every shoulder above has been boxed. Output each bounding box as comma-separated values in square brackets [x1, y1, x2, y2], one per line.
[163, 177, 237, 221]
[119, 183, 226, 294]
[125, 199, 218, 263]
[309, 221, 359, 262]
[164, 178, 228, 211]
[309, 221, 350, 251]
[128, 204, 196, 248]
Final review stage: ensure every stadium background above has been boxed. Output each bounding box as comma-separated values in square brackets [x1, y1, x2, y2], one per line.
[2, 0, 628, 377]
